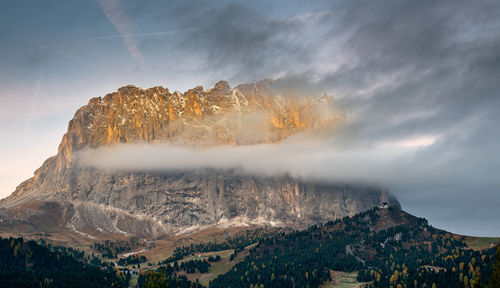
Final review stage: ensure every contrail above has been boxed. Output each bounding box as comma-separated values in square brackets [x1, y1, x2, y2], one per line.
[0, 29, 193, 56]
[96, 0, 144, 66]
[281, 10, 337, 22]
[82, 29, 197, 41]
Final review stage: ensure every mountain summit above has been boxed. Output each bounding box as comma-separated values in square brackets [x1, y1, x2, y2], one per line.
[58, 79, 340, 169]
[0, 80, 398, 241]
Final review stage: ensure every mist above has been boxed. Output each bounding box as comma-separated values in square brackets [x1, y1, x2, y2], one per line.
[75, 130, 446, 189]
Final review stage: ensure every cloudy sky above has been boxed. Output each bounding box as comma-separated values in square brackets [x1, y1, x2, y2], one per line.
[1, 0, 499, 236]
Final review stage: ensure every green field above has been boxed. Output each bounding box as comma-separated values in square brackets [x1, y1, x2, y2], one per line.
[465, 236, 500, 250]
[175, 243, 257, 286]
[320, 271, 372, 288]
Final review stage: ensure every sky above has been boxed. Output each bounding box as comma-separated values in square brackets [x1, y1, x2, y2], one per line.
[1, 0, 500, 236]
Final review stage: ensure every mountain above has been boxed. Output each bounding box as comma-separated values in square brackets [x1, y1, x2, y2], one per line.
[0, 79, 398, 241]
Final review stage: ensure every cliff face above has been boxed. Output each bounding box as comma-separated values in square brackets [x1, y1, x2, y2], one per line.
[55, 79, 339, 171]
[0, 80, 398, 238]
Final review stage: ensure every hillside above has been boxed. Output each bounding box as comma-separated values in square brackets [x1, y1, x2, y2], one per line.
[207, 207, 499, 288]
[0, 237, 126, 287]
[1, 207, 498, 287]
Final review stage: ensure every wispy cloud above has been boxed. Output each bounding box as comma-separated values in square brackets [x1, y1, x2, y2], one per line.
[96, 0, 144, 66]
[281, 10, 337, 22]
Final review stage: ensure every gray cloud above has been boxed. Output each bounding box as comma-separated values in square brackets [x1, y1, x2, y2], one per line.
[142, 1, 320, 84]
[313, 0, 500, 236]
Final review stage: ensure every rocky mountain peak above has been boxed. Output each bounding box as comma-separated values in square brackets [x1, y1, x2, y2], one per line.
[213, 80, 230, 92]
[54, 80, 342, 171]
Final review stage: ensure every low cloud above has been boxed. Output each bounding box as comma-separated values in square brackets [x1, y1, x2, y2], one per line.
[75, 131, 446, 188]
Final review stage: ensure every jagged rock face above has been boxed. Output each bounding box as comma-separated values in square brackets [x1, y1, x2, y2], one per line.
[56, 79, 340, 171]
[0, 80, 399, 238]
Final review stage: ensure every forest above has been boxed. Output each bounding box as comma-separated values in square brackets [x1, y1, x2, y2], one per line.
[208, 207, 500, 288]
[92, 238, 141, 258]
[117, 254, 148, 266]
[0, 237, 128, 287]
[138, 207, 500, 287]
[2, 207, 499, 288]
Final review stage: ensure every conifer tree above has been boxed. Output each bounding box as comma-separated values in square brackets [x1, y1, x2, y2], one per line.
[471, 271, 483, 288]
[490, 245, 500, 288]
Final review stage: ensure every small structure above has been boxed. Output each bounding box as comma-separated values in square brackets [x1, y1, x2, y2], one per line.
[378, 202, 389, 209]
[419, 265, 447, 273]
